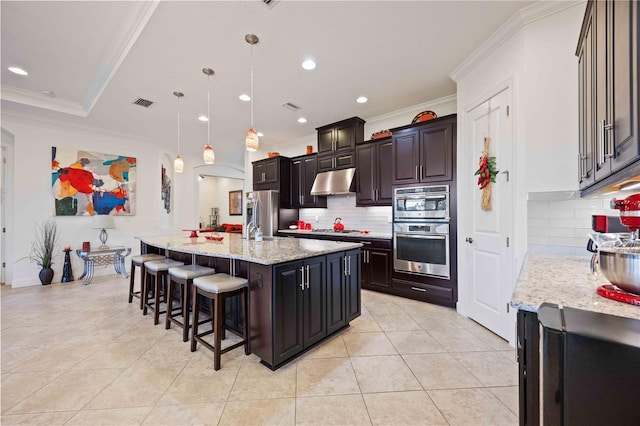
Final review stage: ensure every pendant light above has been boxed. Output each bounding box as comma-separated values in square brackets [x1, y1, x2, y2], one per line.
[202, 67, 215, 164]
[173, 91, 184, 173]
[245, 34, 259, 152]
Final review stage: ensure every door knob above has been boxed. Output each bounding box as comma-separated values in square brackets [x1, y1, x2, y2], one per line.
[465, 237, 473, 243]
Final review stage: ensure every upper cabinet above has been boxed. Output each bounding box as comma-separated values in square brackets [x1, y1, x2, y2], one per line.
[355, 138, 393, 206]
[316, 117, 364, 172]
[252, 156, 291, 207]
[578, 0, 639, 193]
[290, 154, 327, 208]
[391, 115, 456, 185]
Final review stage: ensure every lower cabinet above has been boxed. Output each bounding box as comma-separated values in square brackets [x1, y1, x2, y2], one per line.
[517, 309, 540, 426]
[273, 257, 326, 366]
[361, 242, 392, 290]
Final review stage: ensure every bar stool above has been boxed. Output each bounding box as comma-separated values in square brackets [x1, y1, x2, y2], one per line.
[143, 258, 184, 325]
[191, 273, 250, 370]
[129, 254, 165, 309]
[166, 264, 216, 342]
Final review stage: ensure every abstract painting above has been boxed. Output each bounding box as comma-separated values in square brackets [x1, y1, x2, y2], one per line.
[161, 164, 171, 213]
[229, 190, 242, 216]
[52, 147, 136, 216]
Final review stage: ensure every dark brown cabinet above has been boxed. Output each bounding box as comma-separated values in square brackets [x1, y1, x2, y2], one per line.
[273, 256, 326, 366]
[578, 0, 639, 192]
[252, 156, 291, 208]
[392, 116, 456, 185]
[355, 138, 393, 206]
[317, 117, 364, 172]
[290, 154, 327, 208]
[517, 310, 540, 426]
[361, 240, 392, 291]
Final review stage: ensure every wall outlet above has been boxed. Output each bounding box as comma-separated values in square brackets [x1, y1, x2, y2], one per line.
[387, 215, 392, 223]
[315, 215, 320, 222]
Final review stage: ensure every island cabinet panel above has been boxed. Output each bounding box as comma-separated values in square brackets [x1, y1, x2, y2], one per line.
[345, 249, 361, 321]
[517, 310, 540, 426]
[273, 256, 328, 366]
[273, 261, 305, 366]
[326, 252, 348, 334]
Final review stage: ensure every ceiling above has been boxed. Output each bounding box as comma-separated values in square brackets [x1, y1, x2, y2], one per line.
[1, 0, 535, 168]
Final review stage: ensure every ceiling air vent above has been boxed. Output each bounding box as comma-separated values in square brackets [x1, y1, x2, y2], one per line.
[261, 0, 280, 9]
[282, 102, 300, 111]
[132, 97, 154, 108]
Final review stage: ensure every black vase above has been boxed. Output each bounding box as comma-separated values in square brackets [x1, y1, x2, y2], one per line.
[39, 267, 54, 285]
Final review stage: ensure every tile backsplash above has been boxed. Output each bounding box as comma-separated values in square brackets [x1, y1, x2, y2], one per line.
[297, 196, 392, 233]
[527, 190, 626, 255]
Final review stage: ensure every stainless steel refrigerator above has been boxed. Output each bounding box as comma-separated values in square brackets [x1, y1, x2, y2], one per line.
[244, 190, 298, 239]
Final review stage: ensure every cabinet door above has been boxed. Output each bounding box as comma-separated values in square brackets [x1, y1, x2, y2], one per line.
[273, 262, 304, 365]
[290, 158, 302, 208]
[419, 122, 453, 182]
[325, 252, 347, 334]
[376, 139, 393, 205]
[253, 162, 266, 187]
[264, 159, 279, 184]
[345, 249, 361, 321]
[356, 144, 376, 206]
[367, 248, 392, 289]
[610, 0, 638, 172]
[578, 9, 596, 189]
[302, 156, 325, 207]
[594, 0, 610, 182]
[392, 130, 420, 184]
[335, 122, 356, 151]
[317, 128, 334, 154]
[317, 155, 334, 172]
[302, 257, 327, 348]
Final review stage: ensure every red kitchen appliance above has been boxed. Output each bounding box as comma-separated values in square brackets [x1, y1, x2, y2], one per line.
[333, 217, 345, 231]
[611, 193, 640, 231]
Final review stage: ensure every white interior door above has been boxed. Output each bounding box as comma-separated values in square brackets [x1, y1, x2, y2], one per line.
[464, 88, 513, 340]
[0, 146, 6, 284]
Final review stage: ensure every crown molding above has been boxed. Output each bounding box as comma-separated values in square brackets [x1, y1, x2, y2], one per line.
[366, 94, 457, 125]
[82, 1, 160, 113]
[1, 1, 159, 117]
[450, 1, 584, 82]
[1, 85, 87, 117]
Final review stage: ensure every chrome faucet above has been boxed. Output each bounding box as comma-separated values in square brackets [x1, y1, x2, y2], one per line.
[247, 222, 258, 240]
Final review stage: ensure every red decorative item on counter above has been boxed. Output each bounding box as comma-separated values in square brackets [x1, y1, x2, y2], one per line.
[333, 218, 345, 231]
[611, 193, 640, 231]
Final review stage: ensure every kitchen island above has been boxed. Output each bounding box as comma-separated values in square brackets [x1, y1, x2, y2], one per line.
[510, 252, 640, 425]
[138, 234, 362, 369]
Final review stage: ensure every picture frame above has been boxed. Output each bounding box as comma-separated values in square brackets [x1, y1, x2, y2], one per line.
[229, 190, 242, 216]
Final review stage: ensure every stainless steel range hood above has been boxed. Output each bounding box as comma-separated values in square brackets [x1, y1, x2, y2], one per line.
[310, 168, 356, 196]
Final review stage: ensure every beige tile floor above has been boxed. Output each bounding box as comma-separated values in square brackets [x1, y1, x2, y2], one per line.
[1, 274, 519, 425]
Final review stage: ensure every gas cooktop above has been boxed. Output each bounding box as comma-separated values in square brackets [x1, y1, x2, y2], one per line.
[312, 229, 361, 234]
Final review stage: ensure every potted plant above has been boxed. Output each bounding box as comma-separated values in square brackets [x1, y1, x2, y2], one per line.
[29, 219, 58, 285]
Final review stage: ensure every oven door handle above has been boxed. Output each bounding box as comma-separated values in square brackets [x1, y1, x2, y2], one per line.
[395, 195, 447, 200]
[395, 232, 447, 240]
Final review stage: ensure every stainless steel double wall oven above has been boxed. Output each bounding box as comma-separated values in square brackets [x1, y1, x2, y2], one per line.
[393, 185, 450, 279]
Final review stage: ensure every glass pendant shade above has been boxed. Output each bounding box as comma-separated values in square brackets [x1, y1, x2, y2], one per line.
[245, 128, 259, 152]
[203, 145, 215, 164]
[174, 155, 184, 173]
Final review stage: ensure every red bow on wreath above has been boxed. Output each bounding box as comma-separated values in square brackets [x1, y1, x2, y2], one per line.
[474, 137, 498, 211]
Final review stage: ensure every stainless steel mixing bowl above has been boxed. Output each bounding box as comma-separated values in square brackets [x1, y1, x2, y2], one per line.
[598, 248, 640, 295]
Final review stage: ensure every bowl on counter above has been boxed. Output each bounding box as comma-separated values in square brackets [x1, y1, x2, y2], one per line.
[289, 225, 298, 229]
[204, 235, 224, 242]
[599, 247, 640, 295]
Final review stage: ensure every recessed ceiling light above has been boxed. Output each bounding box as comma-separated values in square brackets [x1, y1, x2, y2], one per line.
[356, 96, 368, 104]
[257, 131, 264, 137]
[239, 94, 251, 102]
[8, 66, 28, 76]
[301, 59, 316, 70]
[198, 115, 208, 122]
[297, 117, 307, 123]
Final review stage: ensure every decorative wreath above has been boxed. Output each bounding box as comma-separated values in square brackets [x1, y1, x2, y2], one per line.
[474, 137, 498, 211]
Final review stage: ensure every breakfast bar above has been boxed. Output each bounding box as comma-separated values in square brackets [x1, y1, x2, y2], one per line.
[138, 233, 362, 369]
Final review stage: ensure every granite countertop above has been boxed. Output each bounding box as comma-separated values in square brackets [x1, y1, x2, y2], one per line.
[511, 252, 640, 320]
[278, 229, 392, 240]
[137, 233, 362, 266]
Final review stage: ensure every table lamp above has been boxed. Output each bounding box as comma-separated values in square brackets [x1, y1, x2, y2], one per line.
[92, 215, 115, 249]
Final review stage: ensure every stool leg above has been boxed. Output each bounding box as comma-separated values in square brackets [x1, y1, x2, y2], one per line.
[128, 263, 136, 303]
[153, 273, 162, 325]
[242, 287, 250, 355]
[143, 271, 151, 316]
[165, 277, 174, 330]
[139, 265, 147, 310]
[214, 294, 224, 371]
[190, 289, 200, 352]
[182, 281, 190, 342]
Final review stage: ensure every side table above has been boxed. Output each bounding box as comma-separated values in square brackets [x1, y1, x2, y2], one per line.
[76, 247, 131, 285]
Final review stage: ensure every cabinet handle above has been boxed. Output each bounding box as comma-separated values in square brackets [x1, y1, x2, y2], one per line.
[262, 172, 266, 182]
[578, 153, 586, 179]
[411, 286, 427, 292]
[300, 266, 305, 290]
[343, 256, 348, 276]
[415, 166, 419, 180]
[348, 255, 351, 276]
[306, 265, 310, 289]
[420, 165, 424, 179]
[604, 122, 615, 159]
[599, 119, 606, 164]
